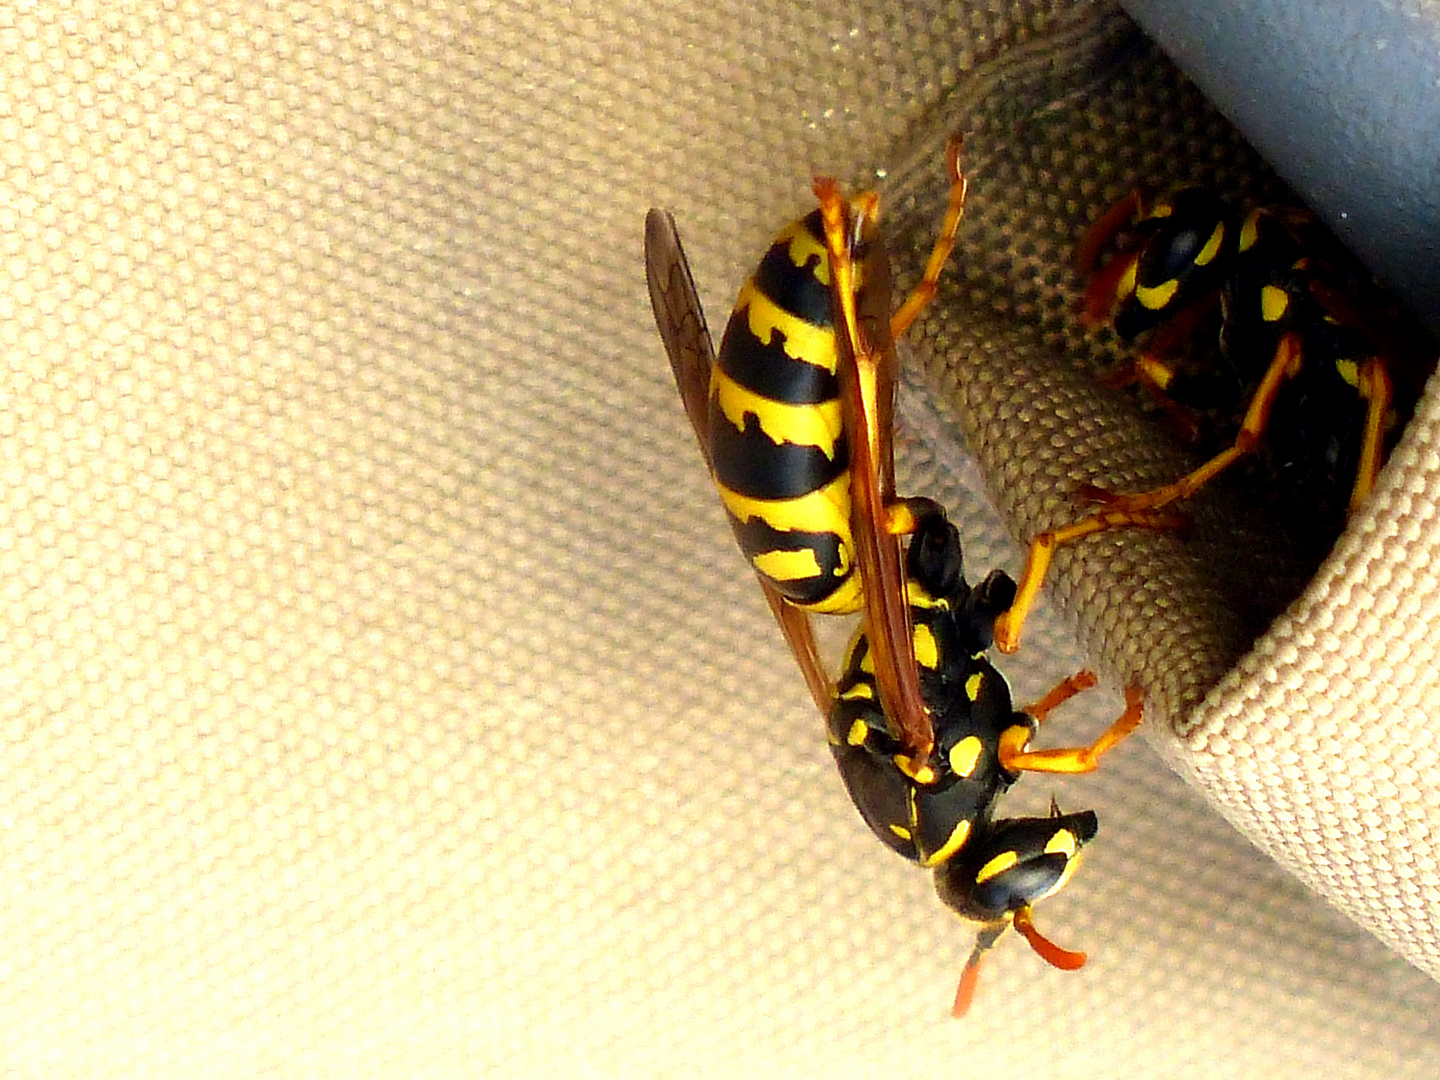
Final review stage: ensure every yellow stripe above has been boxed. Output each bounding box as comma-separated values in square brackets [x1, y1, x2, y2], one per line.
[777, 219, 831, 285]
[1136, 276, 1179, 311]
[975, 849, 1018, 884]
[906, 579, 945, 609]
[1239, 209, 1261, 253]
[751, 547, 824, 583]
[711, 365, 843, 455]
[1194, 221, 1226, 267]
[736, 280, 837, 370]
[921, 818, 972, 868]
[716, 473, 852, 547]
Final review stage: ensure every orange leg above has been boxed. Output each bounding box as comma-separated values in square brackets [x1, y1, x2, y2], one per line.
[998, 685, 1144, 775]
[993, 508, 1186, 655]
[890, 135, 968, 340]
[1077, 331, 1305, 515]
[1024, 670, 1098, 724]
[1349, 356, 1393, 514]
[1075, 188, 1144, 274]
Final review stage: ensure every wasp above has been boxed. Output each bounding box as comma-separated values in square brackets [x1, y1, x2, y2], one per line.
[1070, 184, 1404, 530]
[830, 509, 1140, 1016]
[643, 139, 975, 765]
[645, 139, 1148, 1014]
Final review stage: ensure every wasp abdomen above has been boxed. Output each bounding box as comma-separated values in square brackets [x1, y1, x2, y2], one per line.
[710, 209, 859, 613]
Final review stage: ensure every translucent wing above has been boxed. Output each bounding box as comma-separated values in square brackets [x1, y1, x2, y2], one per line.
[814, 184, 934, 761]
[644, 209, 834, 715]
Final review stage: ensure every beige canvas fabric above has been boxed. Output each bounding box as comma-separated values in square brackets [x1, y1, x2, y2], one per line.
[1, 1, 1437, 1078]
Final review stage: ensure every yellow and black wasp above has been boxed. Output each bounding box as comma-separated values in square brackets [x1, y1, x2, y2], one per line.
[1069, 184, 1422, 536]
[644, 137, 1147, 1014]
[830, 508, 1139, 1015]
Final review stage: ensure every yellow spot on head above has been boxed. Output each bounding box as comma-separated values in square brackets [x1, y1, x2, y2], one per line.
[1260, 284, 1289, 323]
[912, 623, 938, 670]
[975, 849, 1018, 885]
[1045, 829, 1079, 859]
[948, 735, 982, 779]
[964, 672, 984, 702]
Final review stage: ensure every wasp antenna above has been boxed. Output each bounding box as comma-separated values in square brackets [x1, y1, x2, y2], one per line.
[951, 923, 1007, 1019]
[1013, 905, 1087, 971]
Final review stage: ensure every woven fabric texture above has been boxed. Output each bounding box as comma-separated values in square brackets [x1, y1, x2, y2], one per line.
[1, 2, 1438, 1078]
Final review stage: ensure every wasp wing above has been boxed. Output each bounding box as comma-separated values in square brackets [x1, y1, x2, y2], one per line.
[644, 208, 834, 716]
[815, 185, 933, 761]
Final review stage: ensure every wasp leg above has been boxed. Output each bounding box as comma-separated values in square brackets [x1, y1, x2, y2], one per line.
[998, 685, 1144, 774]
[1075, 187, 1145, 276]
[1350, 356, 1394, 514]
[1024, 670, 1098, 723]
[1081, 248, 1138, 328]
[1076, 330, 1306, 515]
[992, 509, 1186, 654]
[890, 135, 968, 340]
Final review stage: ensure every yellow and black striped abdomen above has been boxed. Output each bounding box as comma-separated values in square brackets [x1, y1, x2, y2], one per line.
[709, 209, 860, 614]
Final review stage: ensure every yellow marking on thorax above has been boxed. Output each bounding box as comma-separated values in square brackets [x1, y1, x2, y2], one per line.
[846, 718, 872, 747]
[975, 849, 1017, 884]
[839, 680, 875, 703]
[912, 622, 938, 670]
[1117, 257, 1140, 303]
[888, 823, 912, 842]
[1335, 358, 1361, 388]
[964, 672, 984, 701]
[948, 735, 982, 779]
[906, 580, 944, 609]
[1260, 284, 1289, 323]
[1137, 276, 1179, 311]
[895, 755, 937, 786]
[921, 818, 972, 868]
[736, 280, 837, 371]
[1239, 210, 1261, 252]
[1194, 221, 1226, 267]
[711, 366, 843, 455]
